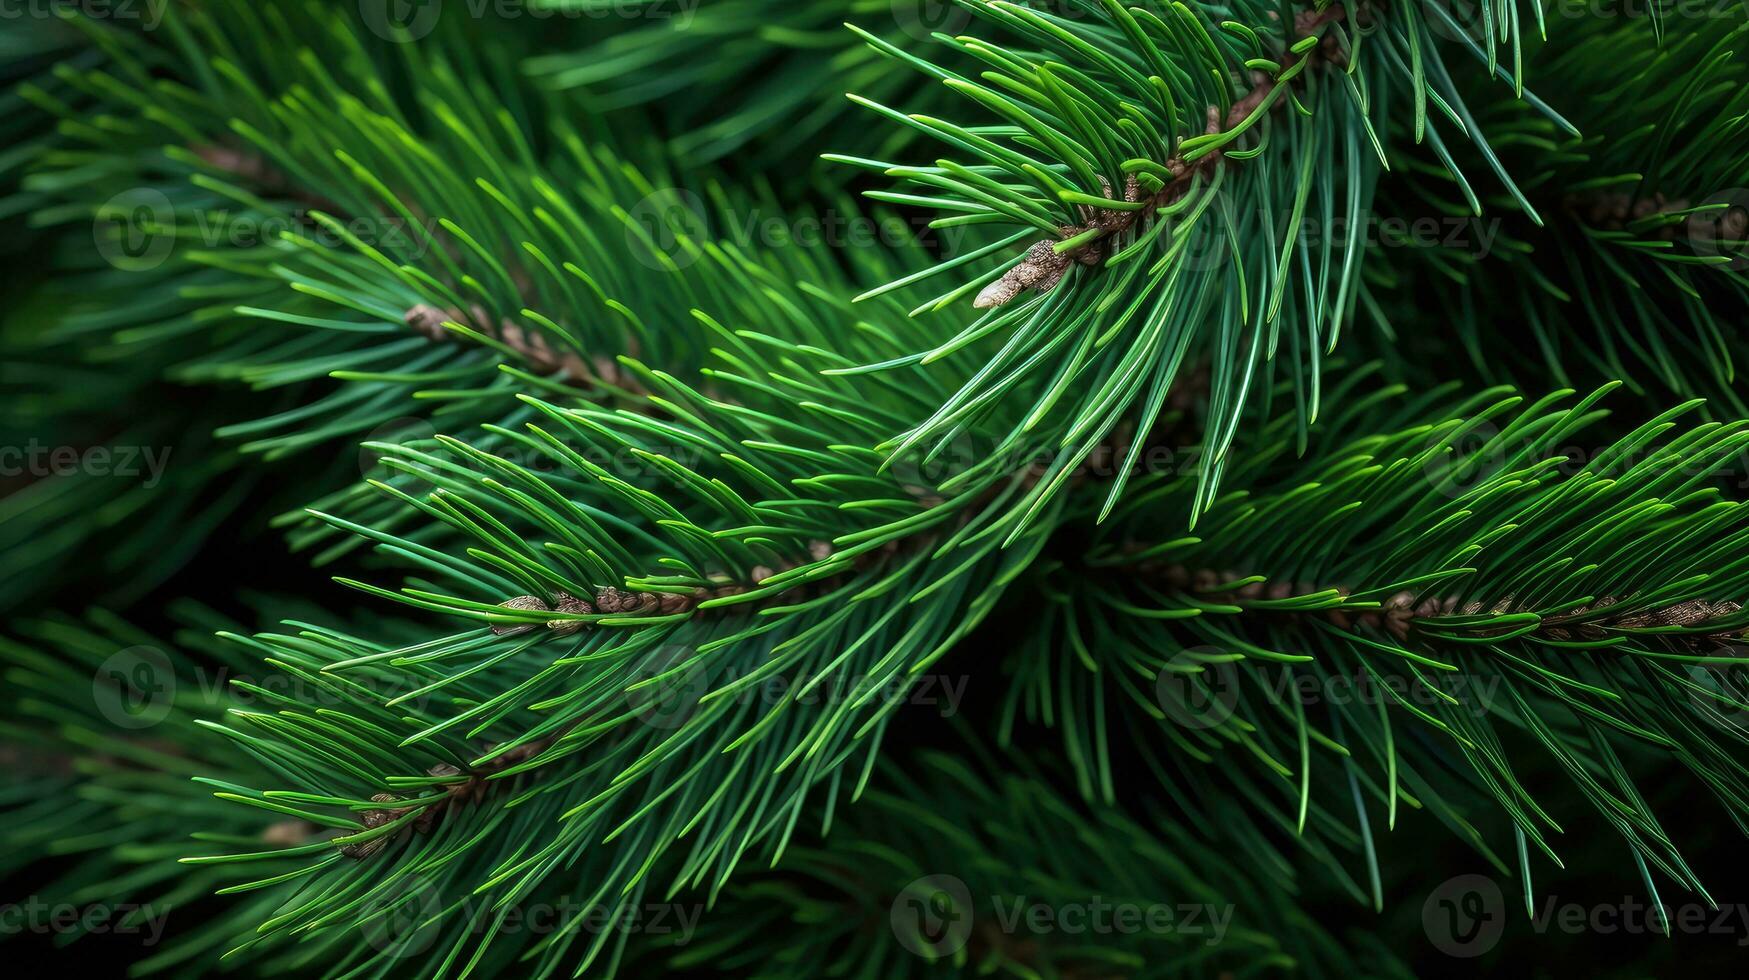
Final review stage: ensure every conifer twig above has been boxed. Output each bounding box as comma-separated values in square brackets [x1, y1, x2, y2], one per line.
[403, 303, 651, 396]
[1132, 560, 1747, 645]
[974, 5, 1350, 308]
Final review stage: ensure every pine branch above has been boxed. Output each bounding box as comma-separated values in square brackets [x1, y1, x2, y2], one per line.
[1037, 384, 1749, 899]
[1369, 15, 1749, 412]
[178, 324, 1073, 973]
[522, 0, 943, 165]
[643, 744, 1414, 977]
[831, 0, 1568, 523]
[1131, 559, 1745, 645]
[973, 5, 1351, 309]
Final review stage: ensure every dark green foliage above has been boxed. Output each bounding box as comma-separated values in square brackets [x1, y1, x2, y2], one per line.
[1370, 13, 1749, 411]
[4, 1, 1749, 977]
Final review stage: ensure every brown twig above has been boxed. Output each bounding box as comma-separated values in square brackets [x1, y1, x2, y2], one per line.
[340, 737, 560, 859]
[404, 302, 650, 396]
[974, 6, 1350, 309]
[193, 144, 346, 219]
[486, 538, 914, 637]
[1137, 560, 1745, 646]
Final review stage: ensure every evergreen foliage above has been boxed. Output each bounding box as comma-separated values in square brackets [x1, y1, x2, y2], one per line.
[3, 0, 1748, 976]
